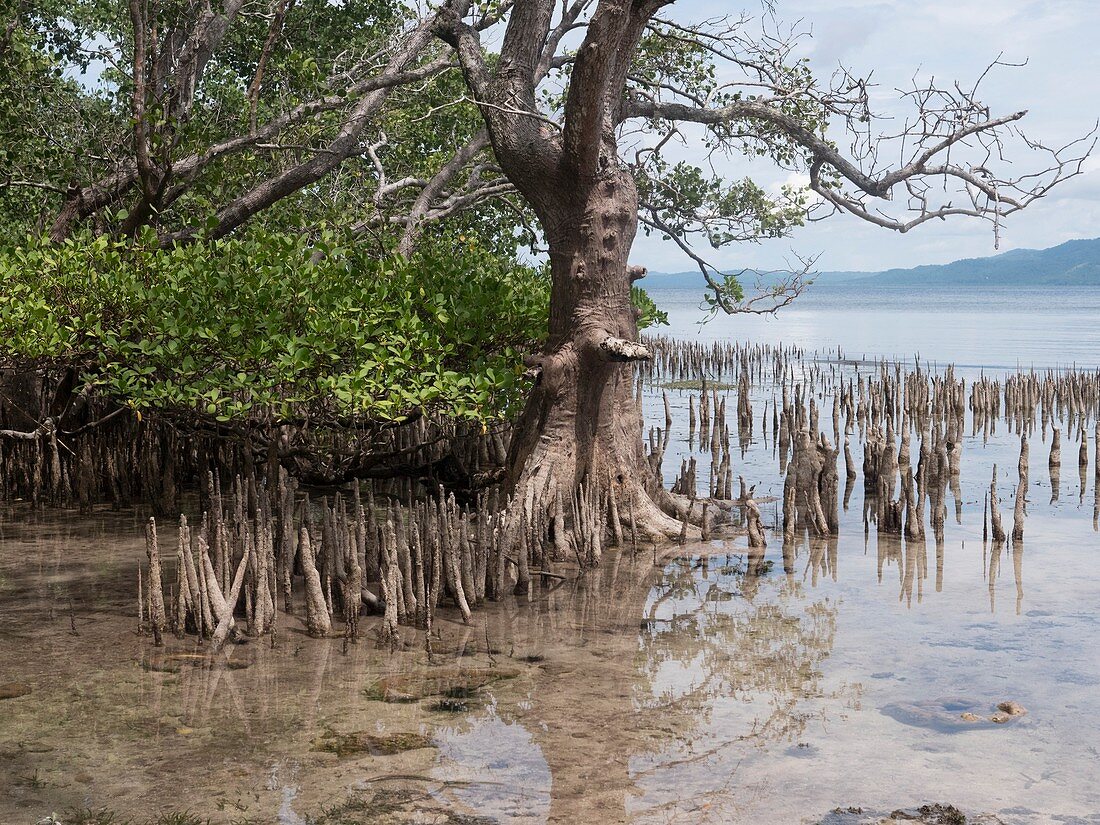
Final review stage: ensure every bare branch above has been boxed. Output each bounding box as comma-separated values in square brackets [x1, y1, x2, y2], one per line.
[0, 426, 46, 440]
[434, 1, 494, 104]
[496, 0, 557, 110]
[162, 13, 443, 244]
[397, 129, 491, 255]
[247, 0, 296, 134]
[562, 0, 662, 180]
[49, 49, 455, 241]
[640, 205, 813, 315]
[0, 179, 68, 195]
[626, 54, 1095, 249]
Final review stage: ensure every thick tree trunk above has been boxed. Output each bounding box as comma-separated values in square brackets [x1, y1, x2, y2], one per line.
[502, 171, 683, 558]
[433, 0, 686, 559]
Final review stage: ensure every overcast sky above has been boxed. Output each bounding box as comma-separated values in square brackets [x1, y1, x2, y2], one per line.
[630, 0, 1100, 273]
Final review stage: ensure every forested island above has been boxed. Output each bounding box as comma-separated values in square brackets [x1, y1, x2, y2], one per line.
[646, 237, 1100, 289]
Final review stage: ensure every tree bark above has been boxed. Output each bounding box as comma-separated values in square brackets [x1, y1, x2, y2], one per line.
[501, 169, 683, 547]
[434, 0, 682, 553]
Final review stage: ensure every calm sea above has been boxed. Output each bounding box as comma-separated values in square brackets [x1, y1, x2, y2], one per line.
[648, 284, 1100, 370]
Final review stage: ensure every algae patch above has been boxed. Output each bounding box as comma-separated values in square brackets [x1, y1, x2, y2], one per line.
[0, 682, 32, 700]
[363, 666, 521, 703]
[311, 729, 434, 757]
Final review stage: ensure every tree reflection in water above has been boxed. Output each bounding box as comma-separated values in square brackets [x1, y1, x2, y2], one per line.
[431, 541, 841, 823]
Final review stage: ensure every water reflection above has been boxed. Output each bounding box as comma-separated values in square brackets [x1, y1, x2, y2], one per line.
[418, 546, 841, 823]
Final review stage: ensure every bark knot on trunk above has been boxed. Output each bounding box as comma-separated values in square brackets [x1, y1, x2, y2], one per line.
[599, 336, 650, 362]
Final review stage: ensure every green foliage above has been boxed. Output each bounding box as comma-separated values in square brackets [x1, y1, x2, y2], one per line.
[637, 161, 808, 248]
[629, 28, 722, 108]
[0, 233, 549, 423]
[631, 286, 668, 329]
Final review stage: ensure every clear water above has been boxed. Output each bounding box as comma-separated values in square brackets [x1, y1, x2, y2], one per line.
[2, 284, 1099, 824]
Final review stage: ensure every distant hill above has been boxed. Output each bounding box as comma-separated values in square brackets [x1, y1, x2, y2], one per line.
[643, 237, 1100, 289]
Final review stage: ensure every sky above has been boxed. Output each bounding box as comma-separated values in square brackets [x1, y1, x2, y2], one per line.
[630, 0, 1100, 274]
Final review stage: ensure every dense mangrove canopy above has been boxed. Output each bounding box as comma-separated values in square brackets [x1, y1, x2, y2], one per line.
[0, 233, 555, 423]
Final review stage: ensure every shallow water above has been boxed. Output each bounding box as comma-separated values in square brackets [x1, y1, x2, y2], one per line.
[3, 482, 1098, 823]
[3, 288, 1100, 824]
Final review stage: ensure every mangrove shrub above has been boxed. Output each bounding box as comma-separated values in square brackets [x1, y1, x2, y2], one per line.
[0, 233, 551, 424]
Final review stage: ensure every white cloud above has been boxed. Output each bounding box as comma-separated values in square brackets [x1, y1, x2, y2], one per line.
[635, 0, 1100, 272]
